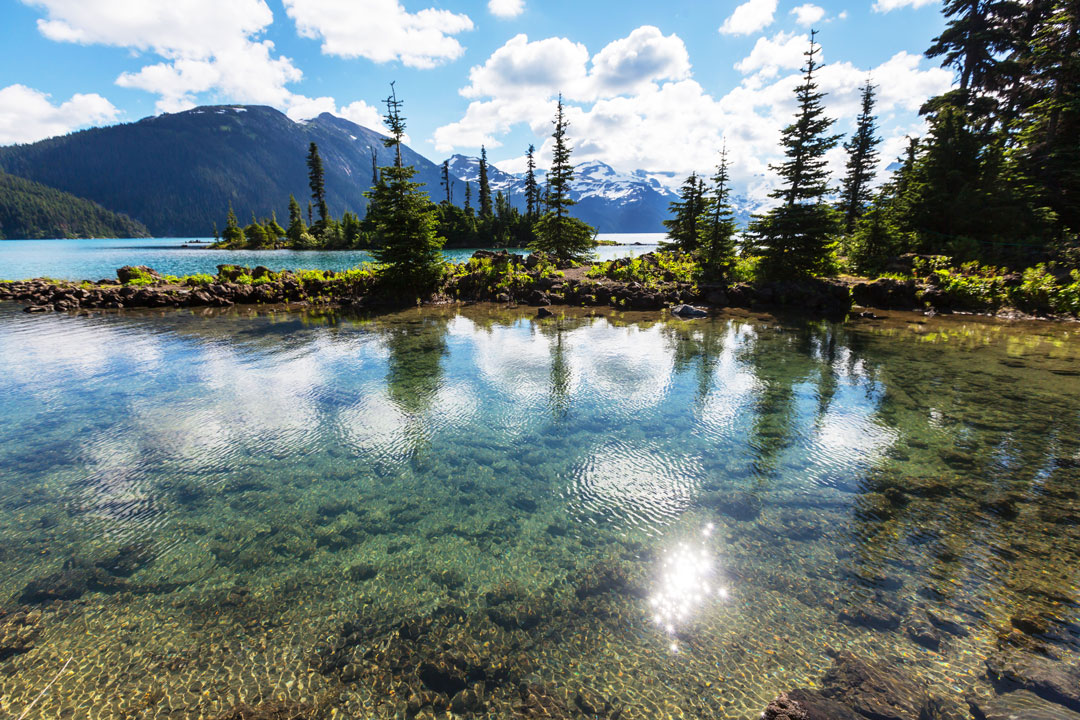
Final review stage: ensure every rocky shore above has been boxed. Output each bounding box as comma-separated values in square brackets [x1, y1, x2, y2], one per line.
[0, 252, 981, 320]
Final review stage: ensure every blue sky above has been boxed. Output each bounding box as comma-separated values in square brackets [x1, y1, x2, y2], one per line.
[0, 0, 949, 198]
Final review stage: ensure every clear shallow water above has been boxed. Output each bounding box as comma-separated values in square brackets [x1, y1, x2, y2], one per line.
[0, 234, 662, 281]
[0, 303, 1078, 718]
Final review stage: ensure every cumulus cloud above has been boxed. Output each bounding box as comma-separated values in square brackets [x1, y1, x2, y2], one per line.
[488, 0, 525, 18]
[433, 25, 952, 203]
[283, 0, 473, 69]
[719, 0, 778, 36]
[22, 0, 386, 129]
[791, 3, 826, 26]
[734, 31, 808, 78]
[873, 0, 938, 11]
[0, 84, 119, 144]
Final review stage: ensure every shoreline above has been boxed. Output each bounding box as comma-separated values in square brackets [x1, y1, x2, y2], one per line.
[0, 252, 1075, 324]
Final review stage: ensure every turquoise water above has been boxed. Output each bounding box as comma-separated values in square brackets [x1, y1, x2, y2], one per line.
[0, 234, 662, 281]
[0, 303, 1078, 718]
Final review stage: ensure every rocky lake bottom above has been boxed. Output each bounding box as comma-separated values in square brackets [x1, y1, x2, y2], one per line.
[0, 302, 1077, 719]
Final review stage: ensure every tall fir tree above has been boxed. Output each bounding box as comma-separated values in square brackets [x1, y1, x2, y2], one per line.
[441, 159, 452, 205]
[524, 144, 540, 219]
[222, 203, 243, 244]
[530, 95, 595, 264]
[307, 142, 328, 226]
[746, 31, 842, 277]
[839, 80, 882, 233]
[464, 181, 474, 216]
[697, 147, 739, 280]
[478, 146, 493, 219]
[286, 194, 307, 245]
[661, 173, 707, 252]
[365, 84, 446, 285]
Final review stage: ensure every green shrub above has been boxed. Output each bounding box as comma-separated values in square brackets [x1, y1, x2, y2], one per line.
[184, 274, 214, 287]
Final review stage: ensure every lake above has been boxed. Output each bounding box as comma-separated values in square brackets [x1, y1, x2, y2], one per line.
[0, 302, 1077, 718]
[0, 234, 664, 281]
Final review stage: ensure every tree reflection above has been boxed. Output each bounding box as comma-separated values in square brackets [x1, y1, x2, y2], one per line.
[383, 314, 450, 417]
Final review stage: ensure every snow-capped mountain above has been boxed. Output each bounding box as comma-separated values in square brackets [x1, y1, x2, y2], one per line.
[444, 154, 756, 233]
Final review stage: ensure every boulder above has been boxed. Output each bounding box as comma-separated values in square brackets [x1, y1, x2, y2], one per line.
[671, 304, 708, 319]
[699, 490, 762, 521]
[971, 690, 1080, 720]
[852, 278, 919, 310]
[537, 307, 554, 318]
[819, 652, 933, 720]
[764, 690, 864, 720]
[986, 650, 1080, 711]
[116, 265, 160, 284]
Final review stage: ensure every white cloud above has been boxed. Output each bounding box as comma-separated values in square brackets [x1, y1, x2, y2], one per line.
[734, 31, 808, 78]
[22, 0, 386, 130]
[719, 0, 778, 36]
[488, 0, 525, 18]
[873, 0, 938, 11]
[283, 0, 474, 69]
[433, 24, 953, 204]
[590, 26, 691, 96]
[790, 3, 826, 26]
[0, 84, 119, 144]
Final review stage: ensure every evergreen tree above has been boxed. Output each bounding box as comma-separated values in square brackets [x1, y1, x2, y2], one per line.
[839, 80, 882, 233]
[478, 146, 493, 219]
[366, 84, 446, 286]
[371, 149, 378, 187]
[746, 31, 842, 277]
[266, 211, 285, 243]
[464, 182, 473, 216]
[222, 203, 243, 244]
[524, 144, 540, 218]
[697, 147, 739, 280]
[441, 159, 452, 205]
[661, 172, 707, 252]
[307, 142, 329, 226]
[530, 95, 595, 264]
[286, 194, 307, 245]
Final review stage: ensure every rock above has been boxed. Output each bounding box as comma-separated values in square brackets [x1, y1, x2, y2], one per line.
[211, 701, 312, 720]
[851, 278, 919, 310]
[764, 692, 808, 720]
[116, 265, 160, 284]
[418, 656, 468, 696]
[18, 561, 123, 604]
[986, 650, 1080, 711]
[699, 490, 762, 521]
[450, 683, 486, 714]
[971, 690, 1080, 720]
[515, 682, 573, 719]
[24, 305, 49, 313]
[819, 652, 933, 720]
[94, 543, 156, 577]
[904, 611, 943, 650]
[0, 608, 44, 660]
[786, 689, 864, 720]
[574, 688, 610, 717]
[671, 304, 708, 319]
[574, 561, 630, 600]
[837, 600, 903, 631]
[537, 307, 554, 318]
[347, 562, 377, 581]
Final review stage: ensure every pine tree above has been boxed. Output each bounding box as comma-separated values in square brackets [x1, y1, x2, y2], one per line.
[478, 146, 493, 219]
[839, 80, 882, 233]
[662, 172, 707, 252]
[266, 211, 285, 242]
[286, 194, 307, 245]
[370, 149, 378, 187]
[524, 144, 540, 219]
[697, 147, 739, 280]
[464, 182, 473, 216]
[746, 31, 842, 277]
[307, 142, 328, 226]
[222, 203, 243, 244]
[530, 95, 595, 264]
[366, 83, 446, 286]
[441, 159, 452, 205]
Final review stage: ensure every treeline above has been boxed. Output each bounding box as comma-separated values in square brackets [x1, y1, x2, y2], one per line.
[216, 86, 596, 285]
[0, 171, 150, 240]
[663, 0, 1080, 279]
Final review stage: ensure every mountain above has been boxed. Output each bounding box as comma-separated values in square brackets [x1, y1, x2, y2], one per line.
[446, 154, 757, 232]
[0, 105, 452, 237]
[0, 171, 149, 240]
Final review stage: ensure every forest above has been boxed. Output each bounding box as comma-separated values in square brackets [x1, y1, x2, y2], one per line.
[0, 171, 149, 240]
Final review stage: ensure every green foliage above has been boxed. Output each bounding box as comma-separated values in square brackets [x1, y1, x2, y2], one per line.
[184, 274, 214, 286]
[839, 81, 881, 233]
[696, 148, 739, 281]
[0, 171, 150, 239]
[662, 173, 707, 252]
[847, 202, 915, 274]
[587, 252, 697, 290]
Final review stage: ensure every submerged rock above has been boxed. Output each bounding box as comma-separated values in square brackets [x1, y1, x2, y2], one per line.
[211, 701, 312, 720]
[764, 690, 864, 720]
[971, 690, 1080, 720]
[986, 650, 1080, 711]
[671, 304, 708, 319]
[819, 652, 933, 720]
[0, 608, 43, 660]
[699, 490, 762, 521]
[837, 600, 903, 631]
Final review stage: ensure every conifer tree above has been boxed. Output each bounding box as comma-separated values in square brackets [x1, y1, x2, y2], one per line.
[370, 149, 378, 187]
[524, 144, 540, 219]
[365, 83, 446, 285]
[662, 172, 707, 252]
[839, 80, 882, 233]
[746, 31, 842, 277]
[307, 142, 328, 226]
[464, 182, 473, 216]
[222, 203, 243, 244]
[478, 146, 493, 219]
[530, 95, 595, 264]
[286, 194, 307, 245]
[697, 147, 739, 280]
[441, 159, 452, 205]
